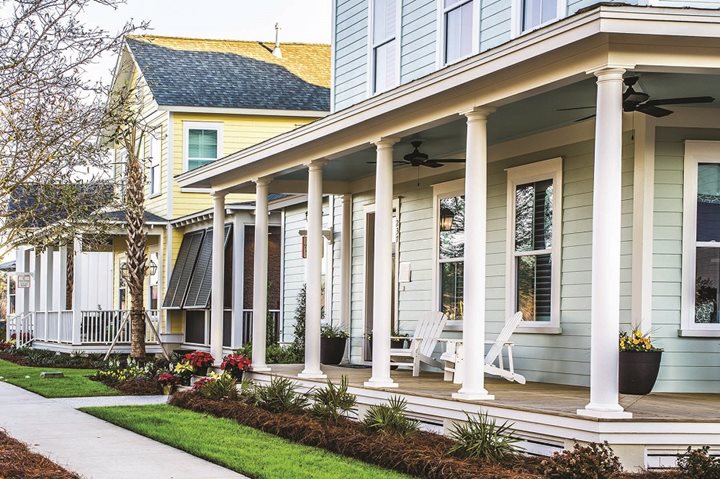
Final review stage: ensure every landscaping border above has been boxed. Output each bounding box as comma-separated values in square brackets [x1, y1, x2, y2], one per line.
[0, 430, 80, 479]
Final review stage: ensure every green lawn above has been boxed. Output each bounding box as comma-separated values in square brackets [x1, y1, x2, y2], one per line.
[0, 359, 117, 398]
[82, 404, 413, 479]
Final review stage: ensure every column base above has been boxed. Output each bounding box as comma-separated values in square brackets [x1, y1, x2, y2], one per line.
[251, 365, 271, 373]
[363, 377, 399, 389]
[298, 370, 327, 380]
[577, 403, 632, 419]
[452, 389, 495, 401]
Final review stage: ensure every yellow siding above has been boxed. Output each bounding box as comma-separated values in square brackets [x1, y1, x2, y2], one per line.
[170, 112, 314, 218]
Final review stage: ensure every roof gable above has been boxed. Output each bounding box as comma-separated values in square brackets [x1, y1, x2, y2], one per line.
[125, 36, 331, 112]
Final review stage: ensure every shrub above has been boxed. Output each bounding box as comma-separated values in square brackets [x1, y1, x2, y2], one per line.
[309, 376, 356, 421]
[252, 377, 309, 414]
[448, 412, 519, 461]
[363, 396, 419, 436]
[234, 342, 302, 364]
[540, 441, 622, 479]
[320, 324, 349, 339]
[196, 372, 239, 401]
[289, 285, 306, 357]
[677, 446, 720, 479]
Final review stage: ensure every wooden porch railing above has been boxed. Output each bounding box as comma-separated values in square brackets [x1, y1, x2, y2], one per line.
[80, 310, 160, 344]
[6, 312, 34, 348]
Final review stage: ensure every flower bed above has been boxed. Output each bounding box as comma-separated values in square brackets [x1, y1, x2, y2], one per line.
[170, 391, 539, 479]
[0, 347, 106, 369]
[0, 430, 80, 479]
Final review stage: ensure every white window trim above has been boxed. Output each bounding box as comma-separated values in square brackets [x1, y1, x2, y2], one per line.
[505, 157, 562, 333]
[432, 178, 465, 329]
[148, 135, 162, 198]
[510, 0, 567, 39]
[367, 0, 402, 95]
[681, 140, 720, 336]
[436, 0, 480, 68]
[183, 121, 223, 172]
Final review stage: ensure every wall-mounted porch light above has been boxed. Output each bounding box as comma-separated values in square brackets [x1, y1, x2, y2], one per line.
[120, 259, 158, 282]
[440, 207, 455, 231]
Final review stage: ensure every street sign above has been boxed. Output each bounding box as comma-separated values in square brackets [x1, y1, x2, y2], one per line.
[16, 273, 32, 289]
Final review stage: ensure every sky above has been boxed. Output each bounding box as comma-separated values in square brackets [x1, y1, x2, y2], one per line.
[80, 0, 333, 84]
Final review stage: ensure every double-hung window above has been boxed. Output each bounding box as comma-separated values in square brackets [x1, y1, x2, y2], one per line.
[148, 135, 161, 196]
[521, 0, 558, 32]
[506, 158, 562, 330]
[682, 141, 720, 334]
[443, 0, 473, 64]
[184, 122, 222, 171]
[371, 0, 398, 93]
[434, 179, 466, 321]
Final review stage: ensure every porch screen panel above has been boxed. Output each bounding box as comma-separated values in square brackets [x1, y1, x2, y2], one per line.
[184, 224, 232, 309]
[162, 230, 205, 308]
[694, 163, 720, 323]
[514, 179, 553, 322]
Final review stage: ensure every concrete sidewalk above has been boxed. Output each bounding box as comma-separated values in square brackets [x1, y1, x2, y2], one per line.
[0, 382, 247, 479]
[52, 394, 169, 409]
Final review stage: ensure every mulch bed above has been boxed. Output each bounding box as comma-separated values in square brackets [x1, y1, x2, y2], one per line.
[0, 430, 80, 479]
[170, 391, 541, 479]
[90, 376, 163, 395]
[0, 350, 105, 369]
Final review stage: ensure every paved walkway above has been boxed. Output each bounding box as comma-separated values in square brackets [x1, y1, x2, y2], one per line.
[0, 382, 247, 479]
[52, 394, 169, 409]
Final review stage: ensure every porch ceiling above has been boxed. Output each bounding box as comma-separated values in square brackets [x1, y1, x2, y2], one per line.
[270, 72, 720, 186]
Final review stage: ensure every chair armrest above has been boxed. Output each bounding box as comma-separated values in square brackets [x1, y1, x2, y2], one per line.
[484, 340, 514, 345]
[390, 336, 410, 340]
[437, 338, 461, 344]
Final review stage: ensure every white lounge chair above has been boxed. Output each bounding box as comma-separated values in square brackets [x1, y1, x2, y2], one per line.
[440, 311, 526, 384]
[389, 311, 447, 376]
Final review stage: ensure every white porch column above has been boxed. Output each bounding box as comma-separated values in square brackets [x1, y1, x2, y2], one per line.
[452, 107, 495, 401]
[210, 192, 227, 366]
[231, 214, 244, 348]
[58, 246, 68, 311]
[41, 248, 54, 312]
[71, 238, 83, 345]
[578, 67, 632, 419]
[339, 194, 352, 360]
[300, 160, 327, 379]
[251, 178, 272, 372]
[14, 248, 27, 316]
[365, 138, 400, 389]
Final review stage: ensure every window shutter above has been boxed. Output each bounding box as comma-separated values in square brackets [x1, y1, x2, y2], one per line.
[184, 224, 232, 309]
[162, 230, 205, 308]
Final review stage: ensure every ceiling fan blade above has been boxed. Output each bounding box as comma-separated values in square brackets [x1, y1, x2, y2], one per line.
[636, 104, 673, 117]
[574, 113, 596, 122]
[432, 158, 465, 163]
[557, 106, 595, 111]
[422, 161, 444, 168]
[644, 96, 715, 106]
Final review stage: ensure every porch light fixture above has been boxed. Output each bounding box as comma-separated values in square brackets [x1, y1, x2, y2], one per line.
[119, 259, 158, 281]
[440, 207, 455, 231]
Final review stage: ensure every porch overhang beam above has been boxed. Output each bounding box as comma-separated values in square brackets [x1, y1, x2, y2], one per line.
[223, 179, 352, 195]
[176, 6, 720, 192]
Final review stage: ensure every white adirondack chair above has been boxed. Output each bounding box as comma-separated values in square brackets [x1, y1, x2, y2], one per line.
[389, 311, 447, 376]
[440, 311, 526, 384]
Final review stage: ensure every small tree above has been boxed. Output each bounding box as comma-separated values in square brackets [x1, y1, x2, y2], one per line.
[289, 285, 307, 357]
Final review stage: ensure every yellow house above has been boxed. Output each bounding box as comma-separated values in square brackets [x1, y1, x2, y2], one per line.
[106, 35, 330, 351]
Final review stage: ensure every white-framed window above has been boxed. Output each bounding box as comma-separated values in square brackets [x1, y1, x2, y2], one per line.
[183, 121, 223, 171]
[441, 0, 474, 65]
[148, 135, 161, 196]
[148, 252, 159, 311]
[369, 0, 399, 93]
[512, 0, 565, 36]
[432, 179, 465, 323]
[118, 259, 127, 310]
[681, 141, 720, 335]
[505, 158, 562, 331]
[117, 149, 127, 202]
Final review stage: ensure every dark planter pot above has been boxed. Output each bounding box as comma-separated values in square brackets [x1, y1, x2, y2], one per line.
[194, 366, 209, 377]
[619, 351, 662, 395]
[321, 337, 347, 365]
[229, 369, 244, 381]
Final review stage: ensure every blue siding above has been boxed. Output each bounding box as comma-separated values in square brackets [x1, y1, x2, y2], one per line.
[480, 0, 512, 52]
[333, 0, 369, 111]
[400, 0, 437, 83]
[567, 0, 637, 16]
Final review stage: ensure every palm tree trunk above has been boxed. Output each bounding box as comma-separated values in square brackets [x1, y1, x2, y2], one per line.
[125, 142, 146, 359]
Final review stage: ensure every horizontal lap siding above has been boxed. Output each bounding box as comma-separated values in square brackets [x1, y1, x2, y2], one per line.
[401, 0, 437, 83]
[567, 0, 638, 16]
[480, 0, 512, 52]
[334, 0, 369, 111]
[652, 127, 720, 393]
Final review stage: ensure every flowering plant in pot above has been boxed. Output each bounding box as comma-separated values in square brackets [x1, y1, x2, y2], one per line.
[320, 325, 348, 365]
[619, 329, 663, 395]
[173, 361, 194, 385]
[183, 351, 214, 376]
[157, 372, 177, 395]
[220, 353, 252, 380]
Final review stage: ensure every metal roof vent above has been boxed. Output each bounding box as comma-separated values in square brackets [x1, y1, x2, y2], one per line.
[272, 23, 282, 58]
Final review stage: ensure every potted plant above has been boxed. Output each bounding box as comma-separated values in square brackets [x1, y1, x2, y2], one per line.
[220, 353, 252, 380]
[320, 325, 349, 365]
[366, 330, 409, 354]
[157, 372, 177, 395]
[619, 329, 663, 395]
[183, 351, 214, 376]
[173, 360, 194, 386]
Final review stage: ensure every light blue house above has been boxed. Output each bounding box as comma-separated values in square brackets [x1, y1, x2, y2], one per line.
[178, 0, 720, 469]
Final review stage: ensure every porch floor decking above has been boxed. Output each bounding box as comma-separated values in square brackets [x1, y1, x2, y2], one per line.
[261, 364, 720, 423]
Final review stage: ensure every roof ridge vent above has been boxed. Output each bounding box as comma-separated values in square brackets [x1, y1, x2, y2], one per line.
[272, 23, 282, 58]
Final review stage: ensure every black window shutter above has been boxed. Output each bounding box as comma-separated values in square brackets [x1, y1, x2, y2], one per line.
[162, 230, 205, 308]
[184, 224, 232, 309]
